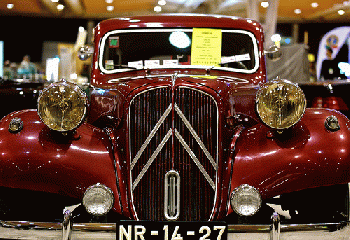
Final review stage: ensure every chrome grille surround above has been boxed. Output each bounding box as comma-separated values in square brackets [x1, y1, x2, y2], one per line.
[129, 86, 219, 221]
[164, 170, 181, 220]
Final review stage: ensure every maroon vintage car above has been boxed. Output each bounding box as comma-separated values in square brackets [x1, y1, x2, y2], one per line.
[0, 78, 43, 119]
[0, 14, 350, 240]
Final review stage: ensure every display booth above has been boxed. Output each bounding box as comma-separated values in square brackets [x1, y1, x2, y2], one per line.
[266, 44, 310, 83]
[316, 26, 350, 80]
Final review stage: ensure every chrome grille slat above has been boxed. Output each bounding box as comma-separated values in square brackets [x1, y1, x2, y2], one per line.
[131, 104, 173, 170]
[129, 86, 218, 221]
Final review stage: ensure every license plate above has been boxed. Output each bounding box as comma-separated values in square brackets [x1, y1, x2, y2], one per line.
[117, 221, 227, 240]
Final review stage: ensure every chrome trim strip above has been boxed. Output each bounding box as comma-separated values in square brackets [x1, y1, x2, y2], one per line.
[107, 74, 251, 84]
[0, 221, 348, 234]
[104, 128, 124, 214]
[132, 129, 173, 190]
[164, 170, 181, 221]
[174, 129, 215, 190]
[130, 103, 173, 170]
[174, 103, 218, 170]
[227, 222, 348, 233]
[1, 221, 62, 230]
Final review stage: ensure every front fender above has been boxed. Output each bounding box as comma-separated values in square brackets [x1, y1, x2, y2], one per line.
[0, 110, 122, 213]
[230, 108, 350, 201]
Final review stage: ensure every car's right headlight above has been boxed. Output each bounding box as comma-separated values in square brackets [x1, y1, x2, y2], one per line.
[38, 80, 87, 132]
[230, 184, 261, 216]
[256, 78, 306, 130]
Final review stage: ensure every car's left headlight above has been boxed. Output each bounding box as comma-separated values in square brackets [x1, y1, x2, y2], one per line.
[38, 80, 87, 132]
[83, 183, 114, 216]
[256, 78, 306, 130]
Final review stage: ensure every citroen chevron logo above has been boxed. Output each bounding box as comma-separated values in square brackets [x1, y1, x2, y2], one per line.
[131, 103, 217, 191]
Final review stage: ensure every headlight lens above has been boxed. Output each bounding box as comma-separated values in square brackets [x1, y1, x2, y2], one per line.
[38, 80, 87, 132]
[83, 184, 114, 216]
[230, 184, 261, 216]
[256, 78, 306, 130]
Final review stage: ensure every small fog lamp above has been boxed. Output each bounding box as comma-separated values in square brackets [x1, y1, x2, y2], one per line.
[83, 184, 114, 216]
[230, 184, 261, 216]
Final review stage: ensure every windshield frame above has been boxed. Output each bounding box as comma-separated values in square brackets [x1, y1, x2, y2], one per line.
[98, 28, 260, 74]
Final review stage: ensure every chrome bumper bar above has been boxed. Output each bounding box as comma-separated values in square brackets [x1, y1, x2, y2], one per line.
[0, 212, 349, 240]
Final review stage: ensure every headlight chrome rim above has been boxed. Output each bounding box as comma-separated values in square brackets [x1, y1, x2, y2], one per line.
[37, 80, 87, 132]
[83, 183, 114, 216]
[256, 78, 306, 130]
[230, 184, 262, 216]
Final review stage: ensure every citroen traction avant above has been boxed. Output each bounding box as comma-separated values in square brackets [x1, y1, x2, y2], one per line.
[0, 14, 350, 240]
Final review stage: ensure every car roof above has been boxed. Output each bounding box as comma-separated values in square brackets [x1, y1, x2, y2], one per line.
[97, 14, 264, 41]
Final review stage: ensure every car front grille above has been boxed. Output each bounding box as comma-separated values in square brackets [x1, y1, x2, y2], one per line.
[129, 86, 218, 221]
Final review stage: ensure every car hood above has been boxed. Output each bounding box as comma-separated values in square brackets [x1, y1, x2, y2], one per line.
[89, 73, 261, 124]
[97, 73, 260, 95]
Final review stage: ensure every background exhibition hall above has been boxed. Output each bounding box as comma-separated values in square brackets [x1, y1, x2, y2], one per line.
[0, 0, 349, 74]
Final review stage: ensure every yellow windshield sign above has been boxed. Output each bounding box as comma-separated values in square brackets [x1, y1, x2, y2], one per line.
[191, 28, 222, 66]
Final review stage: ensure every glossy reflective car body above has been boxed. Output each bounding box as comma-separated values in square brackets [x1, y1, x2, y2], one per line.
[0, 14, 350, 240]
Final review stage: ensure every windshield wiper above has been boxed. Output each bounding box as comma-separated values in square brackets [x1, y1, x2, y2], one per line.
[113, 64, 138, 70]
[207, 61, 247, 73]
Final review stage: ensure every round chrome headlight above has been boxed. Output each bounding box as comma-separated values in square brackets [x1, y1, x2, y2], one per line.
[83, 184, 114, 216]
[230, 184, 261, 216]
[38, 80, 87, 132]
[256, 78, 306, 130]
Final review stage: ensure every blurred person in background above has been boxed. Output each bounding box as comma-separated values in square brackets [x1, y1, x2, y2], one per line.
[17, 55, 37, 78]
[320, 46, 345, 80]
[3, 60, 16, 80]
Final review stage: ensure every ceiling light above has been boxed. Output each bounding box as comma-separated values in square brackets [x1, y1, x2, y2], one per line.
[154, 5, 162, 12]
[169, 31, 191, 48]
[271, 34, 281, 43]
[57, 4, 65, 11]
[261, 1, 269, 8]
[107, 5, 114, 11]
[158, 0, 166, 6]
[7, 3, 14, 9]
[338, 9, 345, 15]
[294, 9, 301, 14]
[311, 2, 318, 8]
[51, 0, 59, 2]
[106, 0, 113, 3]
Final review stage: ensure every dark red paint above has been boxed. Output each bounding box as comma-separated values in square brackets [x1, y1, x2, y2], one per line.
[0, 15, 349, 221]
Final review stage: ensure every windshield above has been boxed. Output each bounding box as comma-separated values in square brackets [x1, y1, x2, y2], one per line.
[99, 28, 259, 74]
